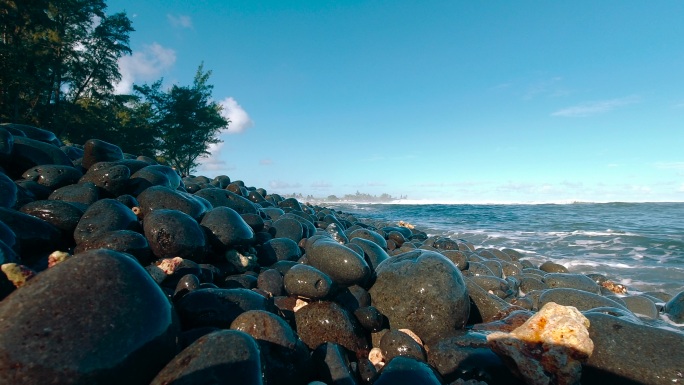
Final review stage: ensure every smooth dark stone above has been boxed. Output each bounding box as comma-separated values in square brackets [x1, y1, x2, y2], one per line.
[427, 332, 516, 385]
[0, 249, 179, 385]
[335, 285, 372, 311]
[60, 145, 84, 160]
[469, 275, 513, 299]
[150, 330, 262, 385]
[0, 172, 17, 208]
[306, 238, 371, 287]
[137, 185, 209, 220]
[81, 139, 124, 170]
[194, 188, 257, 214]
[0, 123, 61, 146]
[386, 230, 407, 247]
[539, 260, 568, 273]
[278, 197, 303, 212]
[519, 276, 549, 294]
[19, 199, 84, 236]
[480, 259, 503, 277]
[440, 250, 469, 270]
[347, 228, 387, 249]
[0, 126, 13, 157]
[583, 313, 684, 385]
[325, 222, 349, 244]
[295, 300, 369, 354]
[282, 212, 316, 238]
[433, 237, 460, 251]
[257, 268, 284, 296]
[0, 220, 17, 252]
[311, 343, 358, 385]
[241, 212, 265, 232]
[664, 290, 684, 323]
[175, 288, 272, 329]
[464, 277, 511, 324]
[172, 274, 201, 301]
[79, 164, 130, 197]
[370, 250, 469, 345]
[283, 263, 334, 299]
[116, 194, 139, 208]
[538, 287, 628, 311]
[0, 207, 63, 265]
[270, 217, 304, 242]
[143, 209, 206, 262]
[129, 165, 182, 195]
[350, 237, 389, 271]
[231, 310, 313, 385]
[6, 136, 72, 179]
[380, 329, 426, 362]
[542, 272, 600, 293]
[0, 238, 19, 265]
[49, 181, 99, 206]
[223, 273, 258, 289]
[256, 237, 302, 266]
[73, 230, 153, 265]
[21, 164, 82, 190]
[74, 198, 139, 245]
[354, 306, 385, 332]
[14, 179, 52, 200]
[261, 207, 285, 220]
[622, 295, 659, 320]
[466, 261, 494, 277]
[374, 356, 442, 385]
[500, 260, 523, 277]
[200, 206, 255, 251]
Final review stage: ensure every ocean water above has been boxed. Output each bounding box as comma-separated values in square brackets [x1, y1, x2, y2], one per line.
[328, 202, 684, 296]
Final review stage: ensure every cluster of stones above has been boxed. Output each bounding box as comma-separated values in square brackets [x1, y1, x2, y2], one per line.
[0, 122, 683, 385]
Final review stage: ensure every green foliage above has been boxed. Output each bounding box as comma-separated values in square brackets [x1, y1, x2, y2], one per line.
[134, 64, 229, 176]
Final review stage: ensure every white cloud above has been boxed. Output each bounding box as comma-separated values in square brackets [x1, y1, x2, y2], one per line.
[311, 181, 332, 189]
[167, 14, 193, 29]
[115, 43, 176, 94]
[219, 97, 254, 134]
[551, 96, 640, 117]
[260, 159, 273, 166]
[524, 76, 563, 100]
[653, 162, 684, 170]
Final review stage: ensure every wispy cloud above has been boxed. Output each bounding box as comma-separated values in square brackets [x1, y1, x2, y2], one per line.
[167, 14, 193, 29]
[219, 97, 254, 134]
[270, 180, 302, 190]
[259, 159, 273, 166]
[551, 96, 640, 117]
[653, 162, 684, 170]
[524, 76, 563, 100]
[311, 181, 332, 189]
[673, 100, 684, 109]
[115, 43, 176, 94]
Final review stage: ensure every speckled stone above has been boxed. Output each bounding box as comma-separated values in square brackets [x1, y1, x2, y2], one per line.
[370, 250, 469, 345]
[663, 290, 684, 323]
[74, 198, 139, 245]
[374, 356, 442, 385]
[49, 181, 99, 206]
[311, 342, 358, 385]
[143, 208, 206, 262]
[21, 164, 82, 190]
[137, 185, 210, 220]
[256, 237, 302, 266]
[350, 237, 390, 271]
[175, 288, 272, 329]
[464, 277, 512, 324]
[380, 329, 426, 363]
[306, 238, 371, 287]
[284, 263, 335, 300]
[19, 199, 84, 236]
[538, 288, 628, 312]
[81, 139, 124, 170]
[0, 249, 179, 385]
[295, 300, 369, 354]
[150, 330, 262, 385]
[270, 217, 304, 243]
[539, 261, 568, 273]
[621, 295, 659, 320]
[0, 207, 63, 265]
[0, 172, 17, 209]
[193, 188, 258, 214]
[200, 206, 255, 251]
[583, 312, 684, 385]
[73, 229, 153, 265]
[543, 273, 600, 293]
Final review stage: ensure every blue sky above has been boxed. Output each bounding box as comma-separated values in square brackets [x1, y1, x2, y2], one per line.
[108, 0, 684, 203]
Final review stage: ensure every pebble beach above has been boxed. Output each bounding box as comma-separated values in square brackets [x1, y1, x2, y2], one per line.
[0, 123, 683, 385]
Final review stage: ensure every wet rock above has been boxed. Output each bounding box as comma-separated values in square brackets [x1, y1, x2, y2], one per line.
[143, 209, 206, 262]
[79, 163, 131, 197]
[49, 181, 99, 206]
[0, 249, 179, 385]
[128, 165, 181, 195]
[466, 261, 495, 277]
[241, 212, 265, 232]
[175, 288, 271, 329]
[441, 250, 469, 270]
[311, 342, 359, 385]
[21, 164, 82, 191]
[19, 199, 84, 236]
[257, 268, 284, 297]
[519, 276, 549, 294]
[428, 331, 515, 385]
[223, 272, 258, 289]
[374, 356, 442, 385]
[0, 172, 16, 208]
[270, 216, 304, 242]
[663, 290, 684, 323]
[74, 198, 139, 245]
[0, 126, 14, 157]
[469, 275, 513, 299]
[464, 277, 512, 324]
[621, 295, 659, 320]
[487, 302, 593, 385]
[6, 136, 72, 179]
[73, 229, 153, 265]
[284, 263, 335, 300]
[370, 250, 469, 344]
[0, 207, 63, 265]
[350, 237, 390, 271]
[538, 288, 628, 311]
[380, 329, 426, 363]
[348, 228, 388, 249]
[306, 238, 371, 287]
[257, 237, 302, 266]
[14, 179, 52, 200]
[1, 123, 61, 146]
[194, 188, 258, 214]
[354, 306, 385, 333]
[583, 312, 684, 385]
[82, 139, 124, 170]
[335, 285, 372, 312]
[172, 274, 201, 301]
[539, 261, 568, 273]
[295, 300, 369, 354]
[137, 185, 210, 220]
[150, 330, 262, 385]
[200, 206, 255, 251]
[543, 273, 600, 293]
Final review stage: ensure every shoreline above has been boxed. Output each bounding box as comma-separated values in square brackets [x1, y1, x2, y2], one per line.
[0, 124, 683, 384]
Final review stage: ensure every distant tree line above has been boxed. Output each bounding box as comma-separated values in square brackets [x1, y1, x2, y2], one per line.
[282, 191, 405, 202]
[0, 0, 228, 175]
